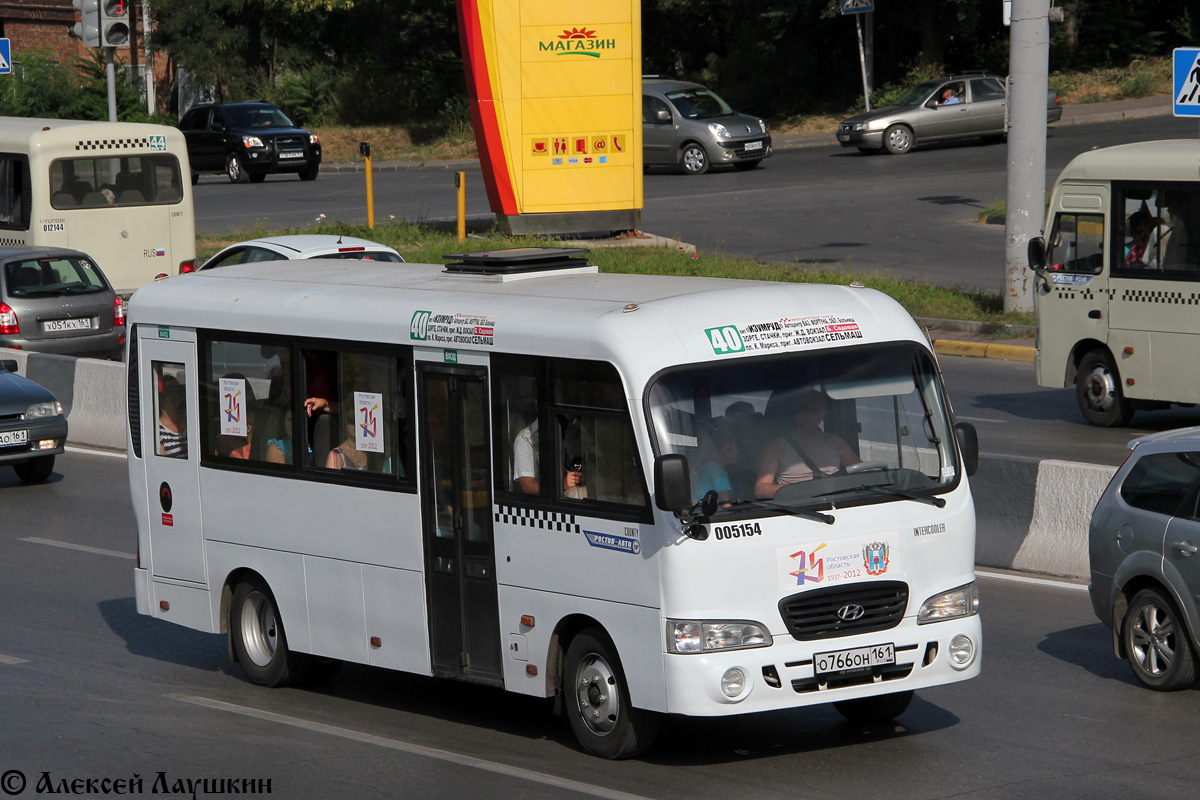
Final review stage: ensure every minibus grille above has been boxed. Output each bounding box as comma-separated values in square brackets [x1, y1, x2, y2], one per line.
[778, 581, 908, 641]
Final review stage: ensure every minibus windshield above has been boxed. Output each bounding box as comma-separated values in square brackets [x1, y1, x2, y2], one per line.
[647, 343, 958, 518]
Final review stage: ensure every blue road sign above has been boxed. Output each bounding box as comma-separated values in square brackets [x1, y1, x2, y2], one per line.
[841, 0, 874, 14]
[1174, 47, 1200, 117]
[0, 39, 11, 75]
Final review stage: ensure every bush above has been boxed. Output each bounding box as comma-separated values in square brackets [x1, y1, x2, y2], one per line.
[0, 49, 151, 122]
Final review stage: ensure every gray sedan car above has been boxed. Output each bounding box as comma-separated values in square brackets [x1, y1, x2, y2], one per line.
[0, 247, 125, 359]
[643, 78, 772, 174]
[0, 358, 66, 483]
[837, 73, 1062, 155]
[1089, 427, 1200, 690]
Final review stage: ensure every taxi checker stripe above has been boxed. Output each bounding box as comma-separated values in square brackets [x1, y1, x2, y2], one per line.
[495, 504, 580, 534]
[74, 138, 150, 150]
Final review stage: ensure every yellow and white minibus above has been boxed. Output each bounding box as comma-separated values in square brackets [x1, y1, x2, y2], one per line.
[127, 248, 981, 758]
[1029, 139, 1200, 426]
[0, 117, 195, 294]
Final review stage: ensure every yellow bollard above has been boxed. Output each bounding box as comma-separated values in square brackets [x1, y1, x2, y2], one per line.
[361, 141, 375, 229]
[455, 171, 466, 242]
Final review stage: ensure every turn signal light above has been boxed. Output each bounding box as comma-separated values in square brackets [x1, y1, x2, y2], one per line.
[520, 615, 535, 628]
[159, 601, 169, 611]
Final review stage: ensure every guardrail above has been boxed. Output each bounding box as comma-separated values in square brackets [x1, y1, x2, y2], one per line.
[7, 352, 1111, 580]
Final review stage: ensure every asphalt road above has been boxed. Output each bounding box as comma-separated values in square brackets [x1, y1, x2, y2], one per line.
[194, 115, 1199, 293]
[3, 449, 1199, 799]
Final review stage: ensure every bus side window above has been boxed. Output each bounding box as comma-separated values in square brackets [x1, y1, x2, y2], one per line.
[1047, 212, 1104, 274]
[492, 360, 543, 498]
[202, 339, 293, 466]
[0, 155, 26, 229]
[153, 361, 188, 459]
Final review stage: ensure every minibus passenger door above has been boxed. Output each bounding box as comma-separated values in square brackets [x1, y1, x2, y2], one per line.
[417, 365, 502, 686]
[138, 332, 204, 584]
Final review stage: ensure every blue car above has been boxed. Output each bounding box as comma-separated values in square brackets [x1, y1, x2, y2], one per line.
[0, 358, 66, 483]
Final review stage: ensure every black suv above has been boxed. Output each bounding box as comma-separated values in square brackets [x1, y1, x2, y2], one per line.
[178, 102, 322, 184]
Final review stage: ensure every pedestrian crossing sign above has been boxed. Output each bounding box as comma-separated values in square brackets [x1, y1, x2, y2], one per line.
[0, 39, 10, 75]
[1175, 47, 1200, 117]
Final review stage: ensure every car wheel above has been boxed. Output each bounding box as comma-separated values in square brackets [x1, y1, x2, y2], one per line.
[13, 455, 54, 483]
[679, 143, 709, 175]
[230, 577, 308, 687]
[833, 690, 914, 723]
[1076, 349, 1134, 427]
[226, 152, 249, 184]
[733, 160, 760, 171]
[298, 163, 320, 182]
[564, 628, 659, 759]
[190, 172, 199, 186]
[883, 124, 914, 155]
[1123, 588, 1198, 691]
[248, 172, 266, 184]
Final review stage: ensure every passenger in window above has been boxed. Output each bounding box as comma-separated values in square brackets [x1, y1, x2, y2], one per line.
[691, 421, 738, 505]
[157, 375, 187, 458]
[326, 421, 373, 471]
[1124, 207, 1159, 268]
[511, 416, 584, 496]
[938, 86, 962, 106]
[1153, 193, 1194, 270]
[755, 389, 860, 499]
[216, 428, 252, 459]
[264, 407, 293, 464]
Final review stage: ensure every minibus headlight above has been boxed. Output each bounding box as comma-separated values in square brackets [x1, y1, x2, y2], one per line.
[242, 135, 264, 148]
[917, 582, 979, 624]
[666, 620, 771, 654]
[25, 401, 62, 420]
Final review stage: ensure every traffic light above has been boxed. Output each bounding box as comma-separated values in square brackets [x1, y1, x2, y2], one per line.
[100, 0, 130, 47]
[72, 0, 100, 48]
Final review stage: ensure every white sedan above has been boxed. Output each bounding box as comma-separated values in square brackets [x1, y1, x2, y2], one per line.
[197, 235, 405, 271]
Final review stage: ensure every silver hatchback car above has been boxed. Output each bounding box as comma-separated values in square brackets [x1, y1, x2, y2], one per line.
[1089, 427, 1200, 690]
[643, 78, 772, 174]
[0, 247, 125, 359]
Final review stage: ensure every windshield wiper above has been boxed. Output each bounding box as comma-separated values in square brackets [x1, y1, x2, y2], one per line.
[815, 483, 946, 508]
[728, 498, 835, 525]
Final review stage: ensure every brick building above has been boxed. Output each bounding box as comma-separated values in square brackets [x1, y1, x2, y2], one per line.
[0, 0, 172, 114]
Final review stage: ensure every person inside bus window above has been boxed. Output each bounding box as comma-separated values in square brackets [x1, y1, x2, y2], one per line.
[326, 420, 373, 471]
[512, 415, 584, 496]
[265, 407, 293, 464]
[691, 420, 738, 505]
[157, 375, 187, 458]
[1151, 192, 1194, 271]
[216, 426, 252, 459]
[755, 389, 860, 499]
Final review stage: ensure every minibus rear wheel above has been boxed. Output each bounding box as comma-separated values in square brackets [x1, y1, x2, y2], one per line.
[833, 689, 913, 723]
[1076, 349, 1134, 427]
[230, 577, 307, 687]
[564, 628, 660, 759]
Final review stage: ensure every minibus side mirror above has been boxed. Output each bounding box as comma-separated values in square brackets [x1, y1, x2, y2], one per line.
[654, 454, 692, 513]
[0, 358, 17, 373]
[1027, 236, 1046, 274]
[954, 421, 979, 477]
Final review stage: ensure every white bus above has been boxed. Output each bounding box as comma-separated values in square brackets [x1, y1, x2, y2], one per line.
[0, 117, 196, 295]
[1029, 139, 1200, 426]
[127, 249, 982, 758]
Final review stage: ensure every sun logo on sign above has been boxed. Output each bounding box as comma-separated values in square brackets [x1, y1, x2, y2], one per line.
[559, 27, 596, 39]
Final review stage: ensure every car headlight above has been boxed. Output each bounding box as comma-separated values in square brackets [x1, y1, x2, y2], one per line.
[758, 118, 768, 134]
[309, 133, 321, 145]
[242, 135, 264, 148]
[917, 582, 979, 624]
[666, 620, 771, 653]
[708, 122, 731, 139]
[25, 400, 62, 419]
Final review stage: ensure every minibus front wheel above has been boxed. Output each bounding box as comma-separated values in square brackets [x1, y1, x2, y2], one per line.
[564, 628, 660, 759]
[1076, 349, 1134, 427]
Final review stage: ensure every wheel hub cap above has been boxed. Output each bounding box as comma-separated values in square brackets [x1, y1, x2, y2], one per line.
[1084, 366, 1116, 411]
[575, 654, 618, 735]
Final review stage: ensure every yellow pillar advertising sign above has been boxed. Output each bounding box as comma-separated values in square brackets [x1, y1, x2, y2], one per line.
[457, 0, 642, 235]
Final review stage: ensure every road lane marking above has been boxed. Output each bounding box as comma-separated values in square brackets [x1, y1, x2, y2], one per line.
[19, 537, 135, 560]
[953, 415, 1004, 424]
[0, 654, 30, 665]
[976, 568, 1088, 592]
[173, 694, 653, 800]
[65, 445, 127, 459]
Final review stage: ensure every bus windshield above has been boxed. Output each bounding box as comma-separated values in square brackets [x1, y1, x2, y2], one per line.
[647, 343, 958, 518]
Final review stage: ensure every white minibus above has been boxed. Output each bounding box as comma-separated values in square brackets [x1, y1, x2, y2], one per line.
[1028, 139, 1200, 426]
[127, 248, 982, 758]
[0, 117, 196, 294]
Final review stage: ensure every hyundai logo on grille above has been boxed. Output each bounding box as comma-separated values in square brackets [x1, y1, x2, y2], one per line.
[837, 603, 866, 622]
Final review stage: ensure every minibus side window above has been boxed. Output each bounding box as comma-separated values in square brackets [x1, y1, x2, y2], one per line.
[309, 349, 409, 479]
[153, 361, 188, 459]
[1113, 184, 1200, 277]
[0, 154, 28, 230]
[202, 339, 293, 466]
[1046, 212, 1104, 274]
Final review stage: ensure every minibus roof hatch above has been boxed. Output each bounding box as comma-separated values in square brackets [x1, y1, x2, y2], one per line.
[442, 247, 592, 276]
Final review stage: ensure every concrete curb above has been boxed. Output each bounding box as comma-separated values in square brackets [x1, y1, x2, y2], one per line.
[8, 350, 126, 452]
[932, 339, 1035, 362]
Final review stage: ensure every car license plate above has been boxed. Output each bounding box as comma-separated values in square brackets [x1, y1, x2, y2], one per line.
[836, 133, 849, 142]
[43, 318, 91, 332]
[814, 643, 895, 677]
[744, 141, 763, 152]
[0, 429, 28, 447]
[279, 152, 304, 159]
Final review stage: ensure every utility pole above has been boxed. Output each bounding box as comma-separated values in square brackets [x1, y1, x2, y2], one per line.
[1003, 0, 1050, 313]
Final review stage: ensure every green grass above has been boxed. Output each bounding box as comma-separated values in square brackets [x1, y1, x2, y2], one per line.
[198, 219, 1034, 327]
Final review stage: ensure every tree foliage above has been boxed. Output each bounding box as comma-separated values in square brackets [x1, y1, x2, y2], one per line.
[0, 50, 154, 122]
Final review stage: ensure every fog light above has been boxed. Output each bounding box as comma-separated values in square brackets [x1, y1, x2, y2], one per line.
[721, 667, 746, 698]
[948, 634, 975, 670]
[38, 439, 56, 451]
[722, 152, 733, 160]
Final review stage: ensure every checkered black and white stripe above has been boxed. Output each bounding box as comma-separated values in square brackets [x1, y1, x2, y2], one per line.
[0, 236, 25, 247]
[1119, 289, 1198, 305]
[75, 138, 150, 151]
[495, 504, 581, 534]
